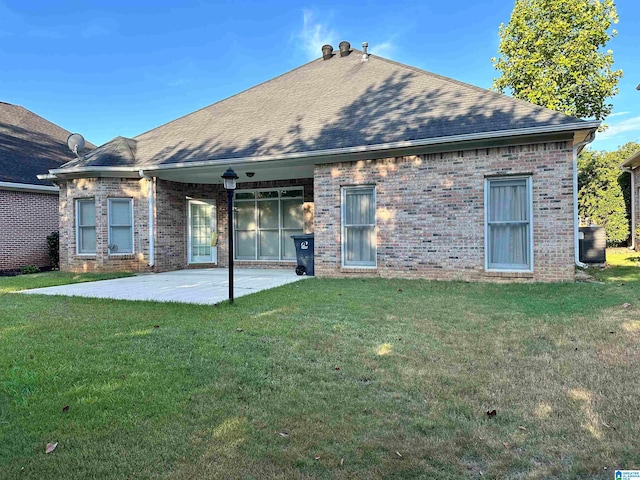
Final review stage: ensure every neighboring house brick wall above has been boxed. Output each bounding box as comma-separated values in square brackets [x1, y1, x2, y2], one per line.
[314, 141, 575, 282]
[634, 168, 640, 250]
[0, 189, 59, 270]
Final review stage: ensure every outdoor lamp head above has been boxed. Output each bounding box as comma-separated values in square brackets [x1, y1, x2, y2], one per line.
[221, 167, 239, 190]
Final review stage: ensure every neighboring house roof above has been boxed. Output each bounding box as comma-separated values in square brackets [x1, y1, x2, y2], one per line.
[0, 102, 94, 186]
[622, 149, 640, 168]
[58, 46, 599, 172]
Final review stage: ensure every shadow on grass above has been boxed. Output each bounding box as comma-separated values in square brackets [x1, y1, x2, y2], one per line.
[590, 266, 640, 284]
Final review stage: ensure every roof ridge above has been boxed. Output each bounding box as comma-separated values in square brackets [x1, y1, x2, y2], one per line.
[134, 55, 328, 140]
[369, 53, 587, 123]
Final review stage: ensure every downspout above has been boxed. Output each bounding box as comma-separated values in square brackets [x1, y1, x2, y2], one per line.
[139, 170, 155, 267]
[573, 132, 596, 268]
[622, 167, 636, 250]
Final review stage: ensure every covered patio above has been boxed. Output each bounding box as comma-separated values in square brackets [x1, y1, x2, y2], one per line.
[20, 268, 308, 305]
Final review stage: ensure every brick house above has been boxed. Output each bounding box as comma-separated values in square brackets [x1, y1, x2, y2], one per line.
[0, 102, 93, 271]
[622, 149, 640, 249]
[43, 43, 599, 281]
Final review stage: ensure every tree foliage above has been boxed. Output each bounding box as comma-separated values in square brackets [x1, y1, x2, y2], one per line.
[578, 142, 639, 245]
[492, 0, 622, 120]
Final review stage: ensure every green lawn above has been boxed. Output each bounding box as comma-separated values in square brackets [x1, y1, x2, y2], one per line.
[1, 261, 640, 479]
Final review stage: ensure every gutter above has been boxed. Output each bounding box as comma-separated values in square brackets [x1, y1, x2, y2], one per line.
[48, 121, 600, 176]
[573, 132, 597, 268]
[622, 167, 636, 250]
[138, 170, 155, 267]
[0, 181, 59, 193]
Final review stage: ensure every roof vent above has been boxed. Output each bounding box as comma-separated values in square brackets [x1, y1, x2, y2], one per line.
[339, 41, 351, 57]
[321, 44, 334, 60]
[362, 42, 369, 62]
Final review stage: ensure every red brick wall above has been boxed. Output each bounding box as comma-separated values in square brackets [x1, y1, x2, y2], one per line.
[59, 177, 150, 273]
[156, 178, 313, 271]
[0, 189, 59, 270]
[59, 177, 314, 273]
[314, 142, 575, 282]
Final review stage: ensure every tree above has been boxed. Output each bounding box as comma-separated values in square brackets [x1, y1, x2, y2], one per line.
[492, 0, 622, 121]
[578, 142, 640, 245]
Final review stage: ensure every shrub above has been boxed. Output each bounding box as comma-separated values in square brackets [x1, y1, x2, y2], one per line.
[47, 230, 59, 270]
[21, 265, 40, 274]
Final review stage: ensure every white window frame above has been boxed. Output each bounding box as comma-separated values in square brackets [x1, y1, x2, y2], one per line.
[341, 185, 377, 268]
[484, 176, 534, 272]
[233, 187, 304, 261]
[75, 198, 96, 255]
[107, 198, 134, 255]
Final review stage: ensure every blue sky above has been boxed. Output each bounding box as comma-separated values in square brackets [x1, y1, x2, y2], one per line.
[1, 0, 638, 152]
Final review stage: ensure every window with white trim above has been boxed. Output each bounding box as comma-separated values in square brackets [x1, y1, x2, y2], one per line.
[485, 176, 533, 271]
[342, 186, 376, 267]
[234, 188, 303, 261]
[108, 198, 134, 254]
[76, 198, 96, 254]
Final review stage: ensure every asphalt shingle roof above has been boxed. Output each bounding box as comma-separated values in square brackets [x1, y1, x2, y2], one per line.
[0, 102, 94, 185]
[61, 48, 591, 170]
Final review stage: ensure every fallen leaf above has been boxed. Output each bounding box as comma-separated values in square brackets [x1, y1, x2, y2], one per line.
[518, 425, 527, 431]
[622, 303, 631, 309]
[153, 325, 160, 328]
[314, 455, 321, 460]
[486, 409, 497, 418]
[120, 374, 126, 380]
[397, 288, 403, 293]
[61, 405, 69, 413]
[45, 442, 58, 454]
[277, 431, 289, 438]
[340, 458, 344, 466]
[236, 328, 244, 332]
[396, 451, 403, 457]
[503, 442, 510, 450]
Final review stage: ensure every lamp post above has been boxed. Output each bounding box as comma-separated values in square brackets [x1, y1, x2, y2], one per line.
[221, 167, 239, 304]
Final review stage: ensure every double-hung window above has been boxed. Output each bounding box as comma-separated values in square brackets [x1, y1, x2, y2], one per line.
[108, 198, 134, 254]
[76, 198, 96, 254]
[342, 186, 376, 267]
[485, 176, 533, 271]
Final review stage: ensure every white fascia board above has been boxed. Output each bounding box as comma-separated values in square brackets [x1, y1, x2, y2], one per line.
[0, 181, 59, 193]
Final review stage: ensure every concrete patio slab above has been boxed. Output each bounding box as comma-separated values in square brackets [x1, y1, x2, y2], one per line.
[20, 268, 308, 305]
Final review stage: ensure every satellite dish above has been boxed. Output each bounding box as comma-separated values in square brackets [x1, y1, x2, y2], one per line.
[67, 133, 86, 158]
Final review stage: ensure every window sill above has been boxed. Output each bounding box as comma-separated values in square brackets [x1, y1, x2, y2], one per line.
[484, 270, 534, 279]
[235, 260, 297, 263]
[340, 266, 378, 273]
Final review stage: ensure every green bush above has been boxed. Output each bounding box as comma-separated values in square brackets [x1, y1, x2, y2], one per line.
[21, 265, 40, 275]
[47, 230, 59, 270]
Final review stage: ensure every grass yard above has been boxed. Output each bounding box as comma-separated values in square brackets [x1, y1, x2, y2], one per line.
[1, 260, 640, 479]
